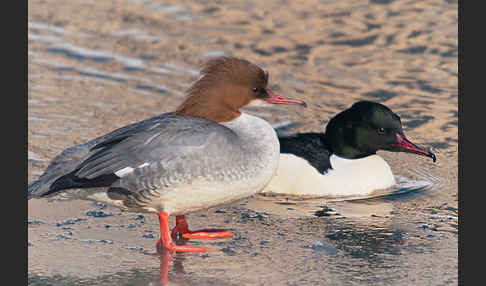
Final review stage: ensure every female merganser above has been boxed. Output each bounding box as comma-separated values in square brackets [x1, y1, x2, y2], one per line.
[28, 56, 306, 252]
[262, 101, 436, 197]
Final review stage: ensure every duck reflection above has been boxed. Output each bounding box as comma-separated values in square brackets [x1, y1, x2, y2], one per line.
[158, 247, 174, 285]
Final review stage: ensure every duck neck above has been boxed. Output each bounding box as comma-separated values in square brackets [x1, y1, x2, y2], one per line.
[324, 133, 374, 160]
[220, 113, 278, 150]
[175, 97, 241, 123]
[175, 84, 248, 123]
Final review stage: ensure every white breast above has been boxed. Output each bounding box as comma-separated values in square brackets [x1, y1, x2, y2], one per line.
[261, 153, 396, 197]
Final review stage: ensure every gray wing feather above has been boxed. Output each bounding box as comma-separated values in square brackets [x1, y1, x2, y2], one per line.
[74, 114, 244, 189]
[28, 114, 169, 198]
[29, 113, 244, 197]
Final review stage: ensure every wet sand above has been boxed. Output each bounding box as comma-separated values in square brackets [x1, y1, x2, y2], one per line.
[28, 0, 457, 285]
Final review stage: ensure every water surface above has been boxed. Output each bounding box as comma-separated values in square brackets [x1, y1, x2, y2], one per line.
[28, 0, 458, 285]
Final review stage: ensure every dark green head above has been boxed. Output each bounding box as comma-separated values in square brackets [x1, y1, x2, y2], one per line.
[324, 101, 436, 162]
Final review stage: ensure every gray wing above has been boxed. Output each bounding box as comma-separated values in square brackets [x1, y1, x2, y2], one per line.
[28, 113, 244, 197]
[74, 114, 244, 191]
[28, 113, 172, 198]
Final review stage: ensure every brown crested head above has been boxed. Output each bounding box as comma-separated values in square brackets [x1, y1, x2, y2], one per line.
[175, 56, 306, 123]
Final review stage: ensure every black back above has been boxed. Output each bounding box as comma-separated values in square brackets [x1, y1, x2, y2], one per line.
[278, 133, 333, 174]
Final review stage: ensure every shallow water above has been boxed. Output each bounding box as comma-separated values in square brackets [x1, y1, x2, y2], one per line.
[28, 0, 457, 285]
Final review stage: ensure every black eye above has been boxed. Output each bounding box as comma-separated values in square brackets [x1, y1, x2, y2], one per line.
[252, 87, 258, 93]
[377, 127, 385, 135]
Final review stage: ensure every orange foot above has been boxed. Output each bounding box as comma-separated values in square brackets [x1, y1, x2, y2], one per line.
[157, 212, 210, 253]
[171, 215, 234, 240]
[156, 239, 208, 253]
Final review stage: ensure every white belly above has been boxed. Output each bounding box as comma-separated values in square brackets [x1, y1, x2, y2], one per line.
[158, 175, 273, 215]
[262, 154, 396, 197]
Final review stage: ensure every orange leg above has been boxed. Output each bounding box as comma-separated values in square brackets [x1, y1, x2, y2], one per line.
[170, 215, 190, 238]
[156, 212, 208, 253]
[171, 215, 234, 240]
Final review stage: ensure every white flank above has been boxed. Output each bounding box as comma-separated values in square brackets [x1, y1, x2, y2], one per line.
[262, 154, 396, 197]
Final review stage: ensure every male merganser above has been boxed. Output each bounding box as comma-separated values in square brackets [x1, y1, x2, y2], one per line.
[28, 56, 306, 252]
[262, 101, 436, 197]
